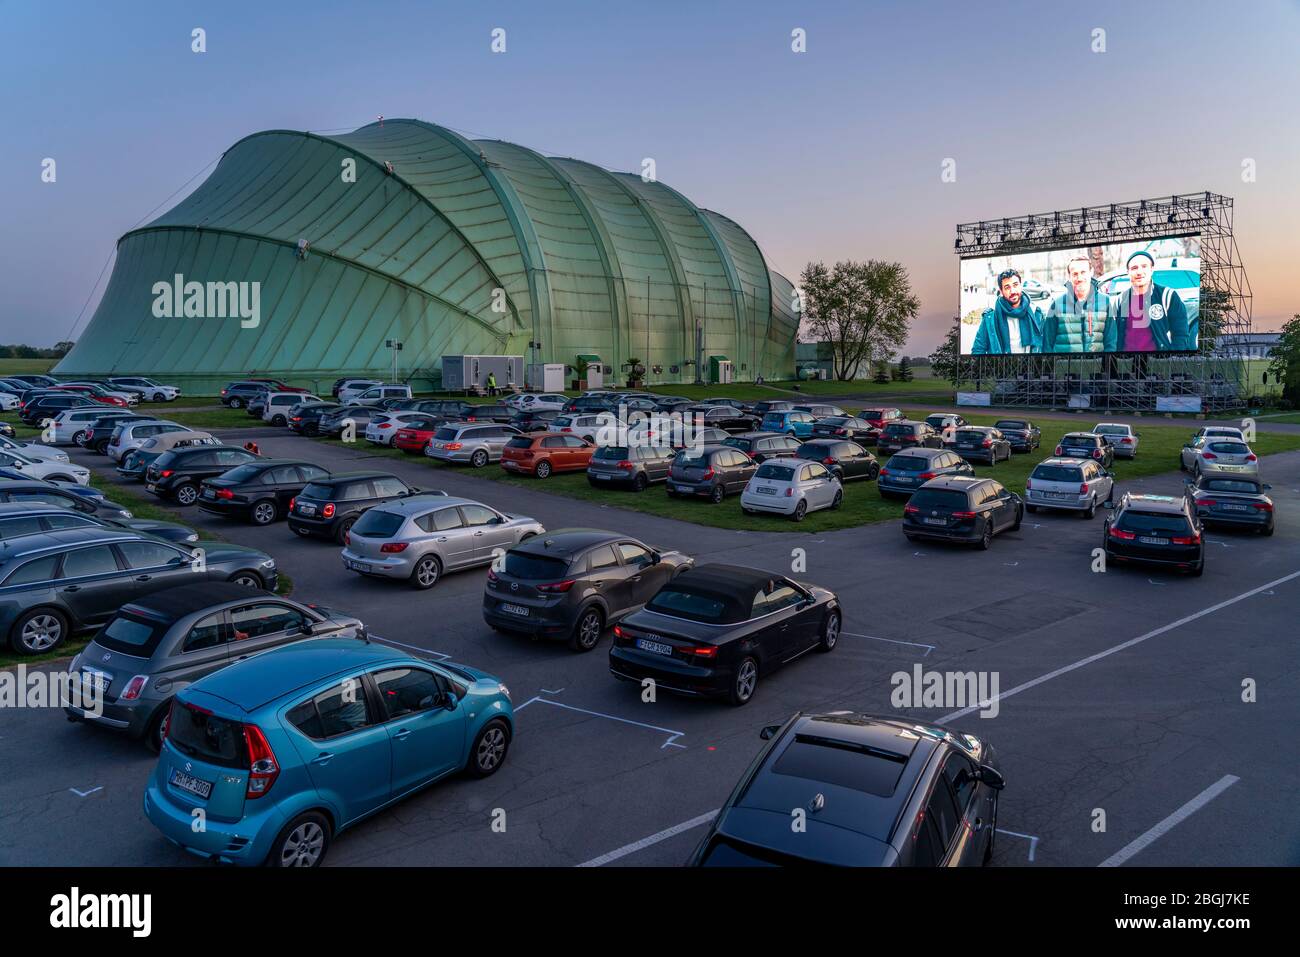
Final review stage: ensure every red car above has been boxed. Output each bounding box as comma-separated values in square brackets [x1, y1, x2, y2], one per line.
[500, 433, 595, 478]
[857, 407, 903, 444]
[55, 384, 129, 407]
[247, 377, 308, 394]
[392, 417, 442, 454]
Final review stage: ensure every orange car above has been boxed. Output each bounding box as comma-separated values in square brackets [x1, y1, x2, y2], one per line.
[500, 433, 595, 479]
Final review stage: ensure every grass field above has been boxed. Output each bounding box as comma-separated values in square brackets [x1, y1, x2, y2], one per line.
[0, 358, 58, 376]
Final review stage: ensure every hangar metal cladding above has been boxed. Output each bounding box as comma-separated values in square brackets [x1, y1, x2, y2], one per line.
[56, 119, 799, 391]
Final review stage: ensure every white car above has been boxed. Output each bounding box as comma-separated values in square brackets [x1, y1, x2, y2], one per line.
[262, 392, 324, 425]
[513, 392, 568, 413]
[106, 420, 188, 461]
[365, 411, 438, 446]
[48, 407, 132, 445]
[0, 393, 17, 411]
[0, 446, 91, 484]
[548, 413, 616, 444]
[0, 434, 69, 464]
[336, 379, 384, 403]
[1180, 437, 1259, 478]
[350, 383, 412, 407]
[1195, 426, 1245, 442]
[106, 377, 181, 402]
[741, 459, 842, 521]
[1093, 422, 1140, 459]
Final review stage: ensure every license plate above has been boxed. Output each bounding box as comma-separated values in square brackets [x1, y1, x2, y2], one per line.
[145, 483, 156, 492]
[1066, 448, 1087, 456]
[636, 638, 673, 656]
[1217, 465, 1246, 472]
[81, 669, 110, 692]
[923, 517, 947, 526]
[501, 603, 530, 617]
[298, 504, 316, 516]
[203, 488, 215, 499]
[1222, 504, 1250, 512]
[1138, 536, 1169, 545]
[1047, 492, 1074, 501]
[756, 486, 776, 495]
[347, 560, 371, 573]
[895, 476, 914, 483]
[169, 768, 213, 799]
[594, 473, 611, 480]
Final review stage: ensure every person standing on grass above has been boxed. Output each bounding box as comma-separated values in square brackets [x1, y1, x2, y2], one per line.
[486, 371, 497, 397]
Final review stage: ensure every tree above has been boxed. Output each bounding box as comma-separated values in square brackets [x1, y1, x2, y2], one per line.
[1267, 314, 1300, 407]
[898, 355, 913, 381]
[799, 260, 918, 380]
[873, 361, 890, 384]
[930, 323, 961, 384]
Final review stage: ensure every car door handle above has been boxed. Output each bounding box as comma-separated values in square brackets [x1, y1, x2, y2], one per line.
[135, 575, 151, 582]
[629, 575, 641, 582]
[435, 536, 448, 543]
[311, 752, 335, 765]
[973, 817, 985, 833]
[393, 728, 411, 741]
[63, 585, 81, 592]
[474, 530, 485, 536]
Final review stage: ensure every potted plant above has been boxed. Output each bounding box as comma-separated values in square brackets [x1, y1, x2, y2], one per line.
[623, 357, 646, 389]
[573, 357, 589, 391]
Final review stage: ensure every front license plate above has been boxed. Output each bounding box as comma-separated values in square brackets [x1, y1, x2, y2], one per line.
[636, 638, 673, 656]
[347, 560, 371, 573]
[169, 768, 213, 800]
[500, 603, 530, 617]
[923, 517, 947, 526]
[1139, 536, 1169, 545]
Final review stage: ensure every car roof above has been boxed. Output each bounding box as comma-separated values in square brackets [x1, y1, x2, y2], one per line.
[1062, 431, 1101, 439]
[515, 529, 621, 556]
[121, 582, 278, 624]
[886, 419, 925, 427]
[673, 563, 787, 593]
[305, 470, 395, 483]
[1035, 457, 1089, 468]
[888, 447, 946, 459]
[371, 495, 481, 516]
[1120, 493, 1189, 512]
[728, 431, 781, 440]
[923, 475, 986, 490]
[0, 526, 134, 559]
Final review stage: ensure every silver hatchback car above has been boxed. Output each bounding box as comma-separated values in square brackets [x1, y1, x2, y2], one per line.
[425, 423, 523, 467]
[1025, 457, 1115, 518]
[1180, 437, 1259, 478]
[340, 495, 545, 588]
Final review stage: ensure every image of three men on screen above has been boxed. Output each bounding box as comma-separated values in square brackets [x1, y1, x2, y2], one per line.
[969, 250, 1195, 354]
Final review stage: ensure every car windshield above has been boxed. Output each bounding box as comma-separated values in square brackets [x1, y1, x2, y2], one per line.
[351, 509, 405, 538]
[1201, 479, 1260, 494]
[1031, 465, 1083, 483]
[887, 456, 929, 471]
[1115, 511, 1193, 535]
[909, 489, 970, 510]
[1094, 425, 1128, 435]
[755, 463, 796, 481]
[94, 612, 168, 656]
[995, 421, 1028, 430]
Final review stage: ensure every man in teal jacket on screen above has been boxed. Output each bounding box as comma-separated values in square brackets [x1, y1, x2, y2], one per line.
[970, 269, 1044, 354]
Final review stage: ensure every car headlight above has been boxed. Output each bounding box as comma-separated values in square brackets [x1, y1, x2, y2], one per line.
[260, 558, 276, 568]
[498, 683, 511, 701]
[120, 510, 133, 518]
[185, 533, 199, 543]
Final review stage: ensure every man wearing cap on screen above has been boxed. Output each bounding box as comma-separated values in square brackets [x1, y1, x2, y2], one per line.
[970, 268, 1045, 354]
[1103, 250, 1193, 352]
[1042, 255, 1110, 353]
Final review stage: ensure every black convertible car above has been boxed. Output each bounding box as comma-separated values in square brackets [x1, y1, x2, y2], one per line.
[609, 564, 841, 705]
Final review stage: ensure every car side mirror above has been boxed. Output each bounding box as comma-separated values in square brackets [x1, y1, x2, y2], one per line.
[975, 765, 1006, 791]
[440, 691, 458, 711]
[650, 550, 662, 564]
[759, 724, 781, 740]
[1263, 484, 1272, 491]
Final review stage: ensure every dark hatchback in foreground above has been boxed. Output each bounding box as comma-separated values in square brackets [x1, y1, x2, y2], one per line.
[200, 460, 331, 525]
[62, 582, 363, 749]
[902, 476, 1022, 549]
[687, 713, 1003, 866]
[609, 564, 841, 706]
[288, 471, 423, 542]
[1186, 474, 1274, 535]
[1103, 493, 1205, 575]
[878, 448, 973, 498]
[483, 529, 693, 651]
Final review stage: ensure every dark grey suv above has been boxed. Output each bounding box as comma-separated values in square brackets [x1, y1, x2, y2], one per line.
[483, 529, 693, 651]
[586, 444, 677, 491]
[63, 582, 364, 750]
[0, 528, 279, 654]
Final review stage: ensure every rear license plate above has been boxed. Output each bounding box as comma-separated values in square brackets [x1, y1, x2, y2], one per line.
[1138, 536, 1169, 545]
[636, 638, 673, 656]
[1066, 448, 1087, 456]
[169, 768, 213, 800]
[594, 473, 610, 480]
[756, 486, 776, 495]
[895, 476, 914, 483]
[145, 483, 156, 492]
[1222, 504, 1250, 512]
[202, 488, 215, 499]
[500, 603, 530, 617]
[923, 517, 947, 526]
[347, 560, 371, 573]
[80, 669, 110, 692]
[298, 504, 316, 516]
[1047, 492, 1074, 501]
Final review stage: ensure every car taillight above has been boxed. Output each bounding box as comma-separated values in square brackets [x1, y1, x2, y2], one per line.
[445, 442, 463, 450]
[1170, 532, 1201, 545]
[1092, 449, 1102, 459]
[561, 427, 572, 432]
[160, 469, 173, 478]
[835, 428, 846, 435]
[919, 471, 937, 480]
[220, 389, 228, 396]
[879, 467, 890, 476]
[1254, 502, 1273, 511]
[487, 568, 498, 582]
[982, 439, 992, 448]
[904, 504, 920, 514]
[289, 497, 296, 510]
[1196, 499, 1217, 507]
[1079, 483, 1089, 494]
[952, 510, 976, 519]
[537, 579, 576, 593]
[291, 416, 301, 422]
[1121, 437, 1133, 444]
[243, 724, 280, 798]
[378, 423, 392, 429]
[617, 461, 634, 470]
[344, 532, 350, 546]
[322, 503, 336, 518]
[1054, 446, 1063, 455]
[685, 644, 717, 659]
[823, 457, 835, 465]
[1246, 453, 1257, 462]
[120, 675, 148, 700]
[1025, 478, 1033, 489]
[612, 624, 624, 638]
[217, 488, 234, 500]
[1109, 527, 1136, 540]
[465, 415, 477, 422]
[380, 542, 408, 553]
[702, 467, 715, 479]
[785, 487, 794, 497]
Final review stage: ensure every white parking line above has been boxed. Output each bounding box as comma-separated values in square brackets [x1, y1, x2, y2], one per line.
[1098, 775, 1240, 867]
[938, 568, 1300, 723]
[583, 570, 1299, 866]
[577, 810, 719, 867]
[994, 828, 1040, 862]
[841, 630, 936, 657]
[515, 695, 687, 749]
[69, 786, 102, 798]
[369, 635, 451, 660]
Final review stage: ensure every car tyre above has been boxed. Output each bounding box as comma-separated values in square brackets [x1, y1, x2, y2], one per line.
[570, 606, 604, 653]
[144, 704, 170, 753]
[229, 397, 244, 409]
[9, 607, 69, 655]
[1082, 497, 1096, 520]
[818, 610, 840, 652]
[831, 489, 843, 510]
[535, 460, 552, 479]
[709, 485, 725, 504]
[1262, 522, 1274, 536]
[72, 430, 88, 445]
[728, 656, 759, 707]
[272, 415, 286, 427]
[266, 811, 332, 868]
[410, 554, 441, 590]
[791, 500, 808, 522]
[229, 571, 264, 589]
[470, 449, 489, 468]
[174, 482, 199, 506]
[633, 473, 648, 492]
[1012, 506, 1023, 531]
[977, 522, 993, 550]
[250, 500, 278, 526]
[467, 718, 510, 777]
[1190, 559, 1205, 577]
[334, 517, 356, 544]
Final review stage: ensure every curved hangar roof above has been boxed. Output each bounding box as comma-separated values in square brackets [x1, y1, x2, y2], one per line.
[57, 119, 798, 385]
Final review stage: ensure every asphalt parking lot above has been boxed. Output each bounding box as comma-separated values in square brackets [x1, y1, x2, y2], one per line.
[1, 426, 1297, 867]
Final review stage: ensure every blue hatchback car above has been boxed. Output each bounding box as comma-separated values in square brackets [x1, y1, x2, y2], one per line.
[144, 638, 513, 867]
[760, 410, 817, 439]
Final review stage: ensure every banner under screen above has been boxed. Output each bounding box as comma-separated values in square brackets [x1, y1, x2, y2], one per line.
[959, 236, 1200, 355]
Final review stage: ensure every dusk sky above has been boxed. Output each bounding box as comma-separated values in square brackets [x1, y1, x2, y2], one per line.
[3, 0, 1298, 355]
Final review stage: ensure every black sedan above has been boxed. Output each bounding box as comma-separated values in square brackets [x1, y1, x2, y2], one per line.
[993, 419, 1041, 452]
[685, 405, 760, 434]
[199, 459, 331, 525]
[1185, 474, 1274, 535]
[810, 415, 876, 444]
[609, 564, 841, 706]
[951, 427, 1012, 464]
[793, 439, 878, 483]
[144, 446, 260, 506]
[288, 402, 343, 436]
[687, 713, 1003, 866]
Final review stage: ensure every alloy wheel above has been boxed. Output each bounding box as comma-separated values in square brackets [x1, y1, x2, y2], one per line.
[280, 822, 325, 867]
[21, 614, 62, 652]
[477, 725, 507, 772]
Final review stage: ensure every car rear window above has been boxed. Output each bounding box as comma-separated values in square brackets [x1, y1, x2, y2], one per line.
[793, 444, 830, 460]
[168, 702, 247, 769]
[1115, 511, 1193, 535]
[1207, 442, 1249, 454]
[434, 428, 459, 440]
[887, 455, 929, 471]
[995, 421, 1028, 430]
[645, 586, 736, 623]
[771, 734, 909, 797]
[676, 453, 709, 468]
[755, 463, 796, 481]
[95, 612, 169, 656]
[506, 436, 534, 449]
[299, 482, 334, 500]
[594, 446, 629, 461]
[503, 552, 571, 580]
[350, 509, 405, 538]
[884, 424, 914, 435]
[1094, 425, 1128, 435]
[909, 489, 970, 510]
[1031, 464, 1083, 483]
[1201, 479, 1260, 494]
[954, 430, 986, 442]
[1062, 435, 1098, 446]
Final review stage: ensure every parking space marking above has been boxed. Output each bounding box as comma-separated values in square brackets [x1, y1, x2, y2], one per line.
[69, 786, 103, 798]
[938, 568, 1300, 724]
[994, 827, 1040, 862]
[514, 695, 687, 749]
[841, 630, 936, 657]
[577, 809, 719, 867]
[1098, 775, 1240, 867]
[369, 635, 451, 660]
